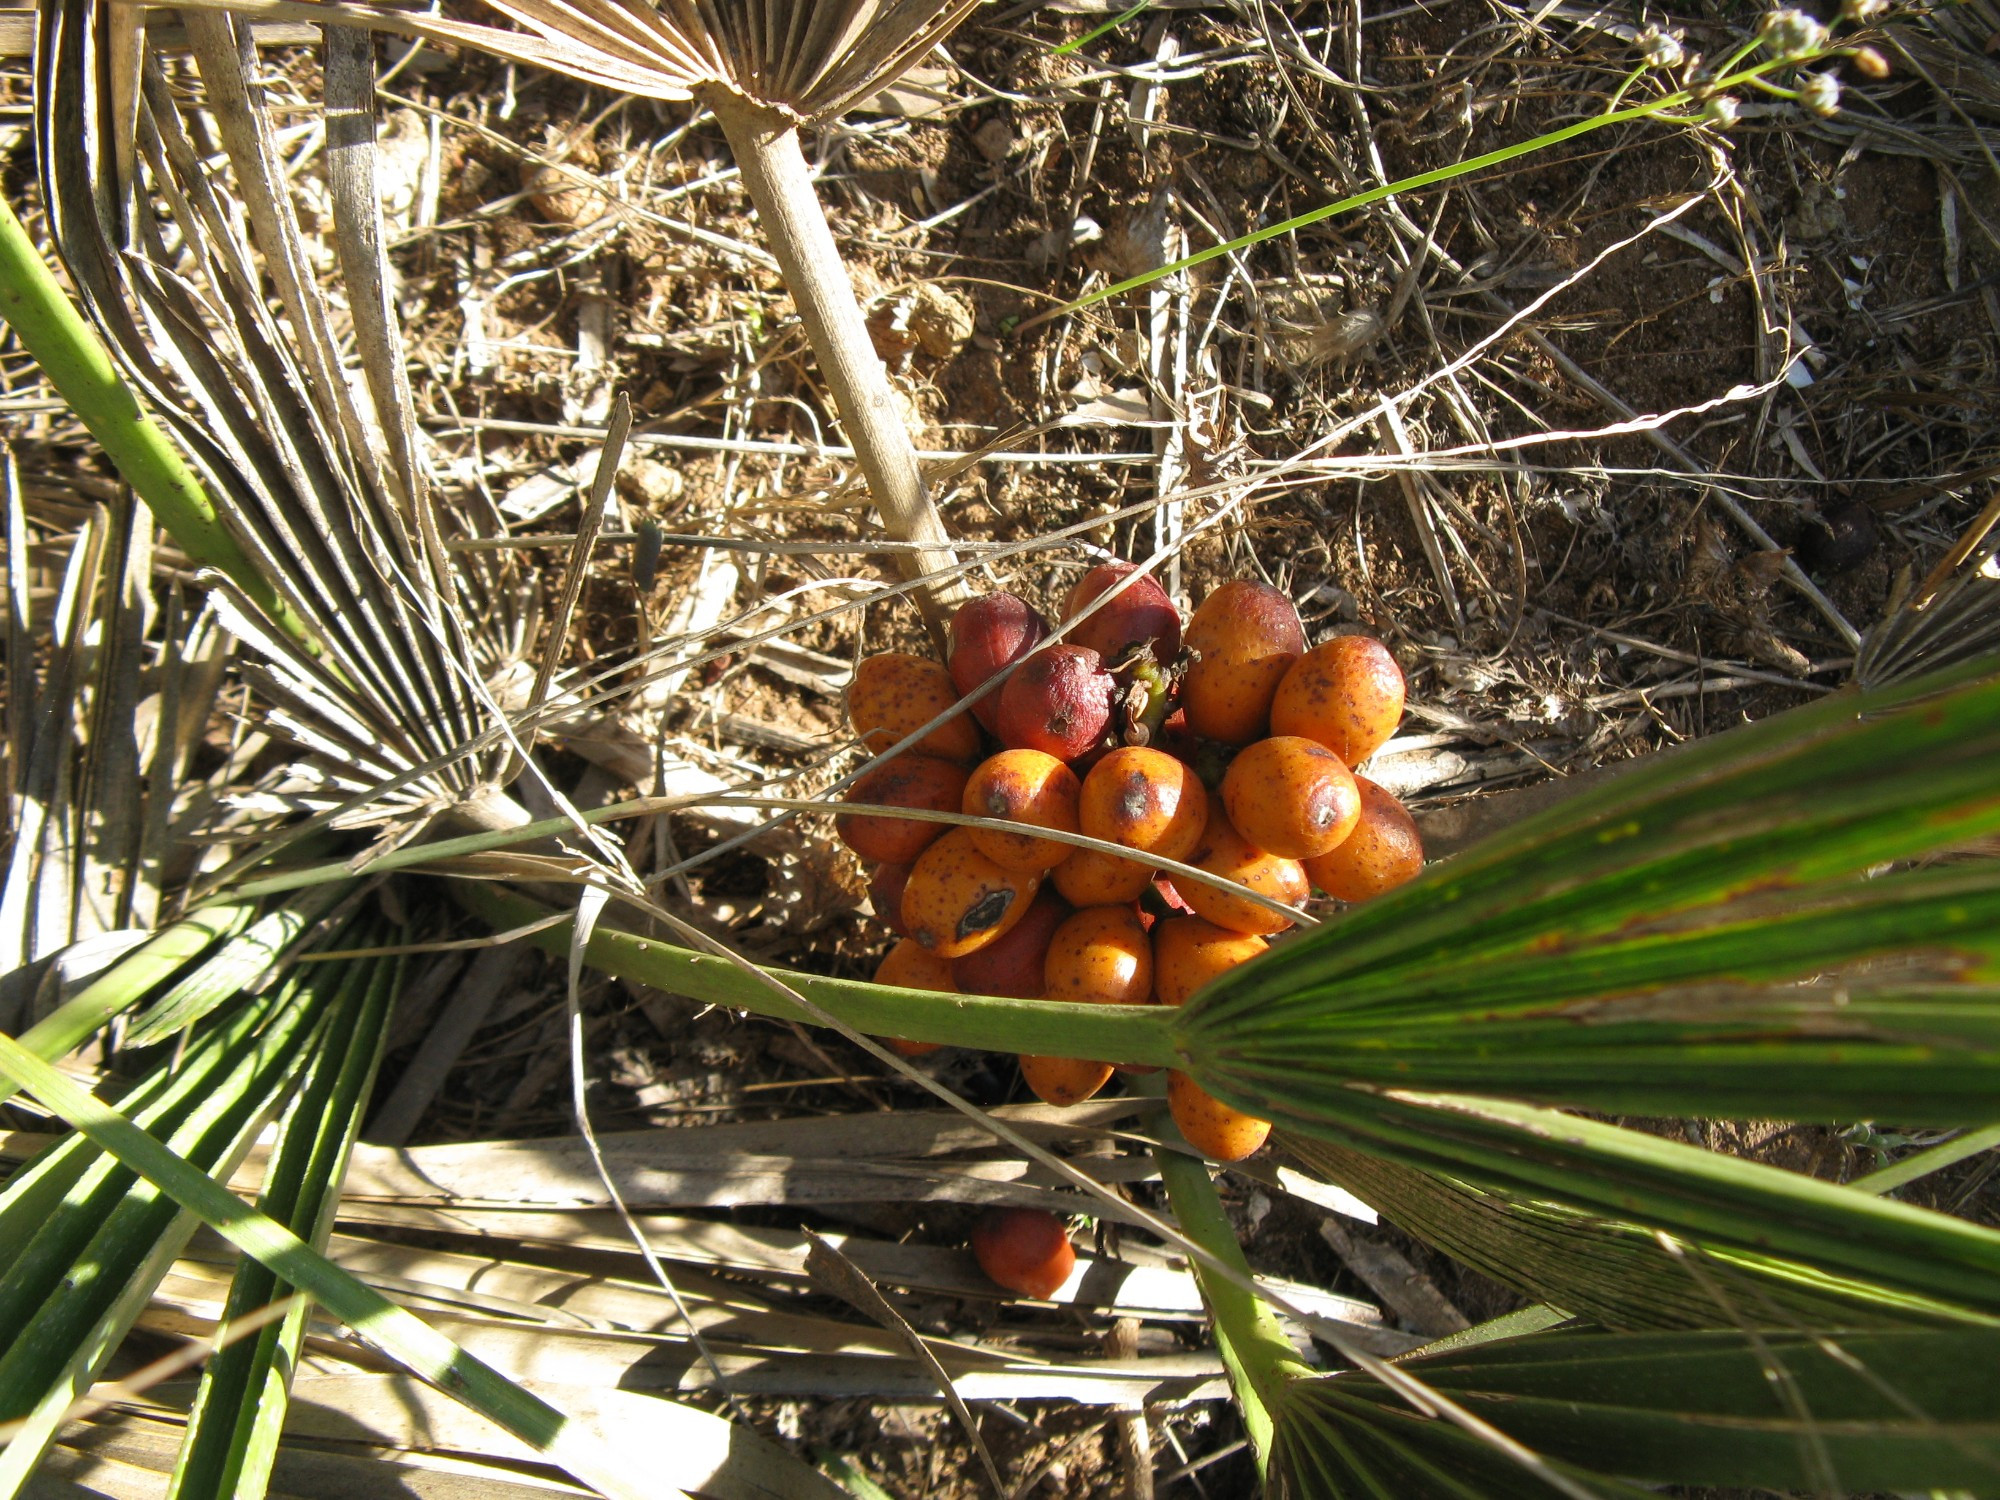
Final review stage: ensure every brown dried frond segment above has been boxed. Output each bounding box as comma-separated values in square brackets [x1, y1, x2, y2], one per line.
[337, 0, 984, 119]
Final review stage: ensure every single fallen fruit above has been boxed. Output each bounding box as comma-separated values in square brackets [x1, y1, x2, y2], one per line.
[948, 591, 1048, 732]
[1170, 803, 1309, 935]
[952, 887, 1070, 998]
[971, 1207, 1077, 1300]
[995, 644, 1116, 760]
[1051, 845, 1154, 906]
[1179, 580, 1305, 744]
[963, 749, 1083, 874]
[1152, 915, 1269, 1006]
[901, 827, 1040, 958]
[1269, 634, 1407, 766]
[847, 652, 981, 761]
[873, 938, 956, 1057]
[1168, 1070, 1272, 1162]
[834, 755, 970, 865]
[1062, 561, 1182, 664]
[1222, 736, 1362, 860]
[1303, 774, 1425, 902]
[1079, 747, 1208, 866]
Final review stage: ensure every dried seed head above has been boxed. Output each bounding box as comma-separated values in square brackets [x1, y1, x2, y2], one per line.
[1637, 25, 1686, 68]
[1800, 71, 1843, 114]
[1848, 44, 1891, 77]
[1758, 8, 1830, 59]
[1704, 94, 1743, 126]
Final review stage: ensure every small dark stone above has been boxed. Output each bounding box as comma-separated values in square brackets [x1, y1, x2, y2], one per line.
[1797, 501, 1878, 574]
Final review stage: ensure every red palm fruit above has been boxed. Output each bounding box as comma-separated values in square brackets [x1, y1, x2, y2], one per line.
[948, 592, 1049, 732]
[1221, 736, 1362, 860]
[834, 755, 970, 865]
[1152, 916, 1268, 1007]
[995, 645, 1116, 760]
[952, 887, 1070, 998]
[1062, 562, 1181, 664]
[1051, 846, 1154, 906]
[1171, 803, 1309, 935]
[873, 939, 955, 1057]
[1180, 581, 1306, 744]
[868, 862, 913, 936]
[1303, 775, 1424, 902]
[963, 750, 1082, 874]
[1078, 747, 1208, 866]
[901, 828, 1041, 958]
[971, 1207, 1077, 1299]
[1269, 635, 1407, 766]
[1168, 1071, 1271, 1162]
[847, 653, 981, 762]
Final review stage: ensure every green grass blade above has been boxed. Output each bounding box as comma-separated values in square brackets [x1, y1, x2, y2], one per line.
[1293, 1326, 2000, 1493]
[125, 887, 347, 1048]
[169, 949, 396, 1499]
[0, 1031, 687, 1500]
[0, 196, 309, 648]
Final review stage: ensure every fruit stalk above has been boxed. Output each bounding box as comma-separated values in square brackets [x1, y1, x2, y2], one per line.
[710, 98, 962, 642]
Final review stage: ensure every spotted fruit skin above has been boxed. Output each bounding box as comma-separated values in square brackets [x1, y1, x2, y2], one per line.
[963, 750, 1082, 874]
[995, 644, 1116, 760]
[1062, 562, 1182, 664]
[1221, 736, 1362, 860]
[952, 887, 1070, 998]
[1180, 581, 1306, 744]
[1269, 635, 1406, 766]
[1020, 1054, 1116, 1107]
[901, 828, 1040, 958]
[1168, 1071, 1271, 1162]
[835, 755, 970, 865]
[1078, 747, 1208, 868]
[971, 1207, 1077, 1300]
[847, 653, 981, 762]
[1303, 775, 1424, 902]
[1052, 846, 1154, 906]
[873, 938, 956, 1056]
[1171, 803, 1308, 935]
[1043, 906, 1153, 1007]
[948, 592, 1048, 732]
[1152, 916, 1269, 1006]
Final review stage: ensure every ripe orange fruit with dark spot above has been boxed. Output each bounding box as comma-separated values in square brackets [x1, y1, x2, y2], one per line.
[1303, 775, 1424, 902]
[952, 887, 1070, 998]
[1180, 581, 1306, 744]
[1079, 747, 1207, 866]
[963, 749, 1082, 874]
[1222, 736, 1362, 860]
[1152, 915, 1268, 1006]
[1170, 803, 1308, 935]
[834, 755, 970, 865]
[1168, 1071, 1271, 1161]
[971, 1207, 1077, 1299]
[1270, 635, 1406, 766]
[901, 828, 1040, 958]
[873, 938, 956, 1056]
[847, 652, 980, 761]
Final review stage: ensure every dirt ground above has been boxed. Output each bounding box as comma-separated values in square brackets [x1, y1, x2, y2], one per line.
[5, 0, 1999, 1493]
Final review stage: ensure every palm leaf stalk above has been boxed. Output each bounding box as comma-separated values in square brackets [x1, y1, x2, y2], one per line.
[238, 0, 975, 637]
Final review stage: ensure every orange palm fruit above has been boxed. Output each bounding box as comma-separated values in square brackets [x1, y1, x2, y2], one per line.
[1170, 803, 1309, 935]
[1221, 736, 1361, 860]
[835, 755, 970, 865]
[1051, 846, 1154, 906]
[1269, 635, 1406, 767]
[1020, 1055, 1116, 1107]
[1079, 747, 1207, 866]
[1303, 775, 1425, 902]
[1021, 904, 1157, 1106]
[901, 828, 1041, 958]
[963, 749, 1082, 874]
[1152, 915, 1268, 1006]
[846, 652, 981, 762]
[1179, 581, 1306, 745]
[1168, 1071, 1271, 1162]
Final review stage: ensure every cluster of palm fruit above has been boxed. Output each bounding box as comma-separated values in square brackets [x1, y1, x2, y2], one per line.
[838, 563, 1421, 1162]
